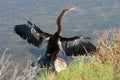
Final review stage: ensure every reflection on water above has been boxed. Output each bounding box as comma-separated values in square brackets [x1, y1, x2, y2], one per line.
[0, 0, 120, 60]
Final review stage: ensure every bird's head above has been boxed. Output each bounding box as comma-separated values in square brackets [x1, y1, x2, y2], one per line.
[63, 7, 76, 15]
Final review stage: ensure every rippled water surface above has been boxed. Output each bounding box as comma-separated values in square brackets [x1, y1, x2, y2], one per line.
[0, 0, 120, 61]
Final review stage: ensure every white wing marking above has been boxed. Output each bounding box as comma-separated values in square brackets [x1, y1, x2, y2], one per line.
[58, 40, 65, 55]
[31, 27, 40, 40]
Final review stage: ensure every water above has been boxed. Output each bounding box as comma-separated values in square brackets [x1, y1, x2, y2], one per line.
[0, 0, 120, 62]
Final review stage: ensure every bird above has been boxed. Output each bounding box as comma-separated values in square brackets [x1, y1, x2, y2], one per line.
[14, 7, 96, 68]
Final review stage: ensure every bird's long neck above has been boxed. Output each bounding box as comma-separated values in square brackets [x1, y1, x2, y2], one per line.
[55, 8, 76, 36]
[55, 10, 67, 36]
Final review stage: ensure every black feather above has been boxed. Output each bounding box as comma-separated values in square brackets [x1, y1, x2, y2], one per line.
[60, 36, 96, 56]
[14, 21, 52, 47]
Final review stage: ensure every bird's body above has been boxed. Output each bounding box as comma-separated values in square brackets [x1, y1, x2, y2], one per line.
[14, 7, 96, 68]
[46, 34, 60, 56]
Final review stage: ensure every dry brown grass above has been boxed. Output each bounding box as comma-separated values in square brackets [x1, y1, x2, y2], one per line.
[0, 28, 120, 80]
[94, 28, 120, 80]
[37, 28, 120, 80]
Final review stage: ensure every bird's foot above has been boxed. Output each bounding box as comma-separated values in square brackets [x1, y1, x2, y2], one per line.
[31, 57, 50, 69]
[37, 55, 52, 69]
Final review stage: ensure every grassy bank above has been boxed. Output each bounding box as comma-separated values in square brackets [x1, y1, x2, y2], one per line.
[0, 28, 119, 80]
[37, 28, 120, 80]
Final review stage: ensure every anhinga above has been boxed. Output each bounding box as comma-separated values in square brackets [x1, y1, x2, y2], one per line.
[14, 7, 96, 68]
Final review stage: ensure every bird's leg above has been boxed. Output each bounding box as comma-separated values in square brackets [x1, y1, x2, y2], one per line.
[37, 51, 58, 70]
[37, 53, 51, 69]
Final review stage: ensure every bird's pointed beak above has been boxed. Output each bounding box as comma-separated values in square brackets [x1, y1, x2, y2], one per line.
[68, 7, 77, 12]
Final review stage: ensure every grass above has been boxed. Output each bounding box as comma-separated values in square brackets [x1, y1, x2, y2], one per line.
[37, 28, 120, 80]
[0, 28, 119, 80]
[0, 49, 39, 80]
[37, 57, 115, 80]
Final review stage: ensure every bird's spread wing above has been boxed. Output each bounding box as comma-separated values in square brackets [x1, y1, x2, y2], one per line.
[14, 21, 52, 47]
[59, 36, 96, 56]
